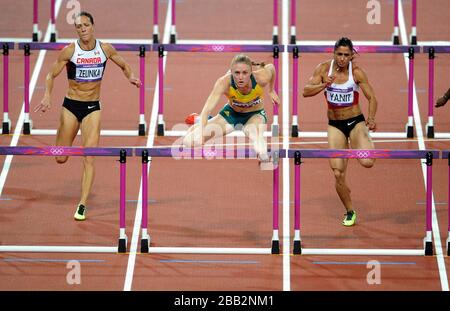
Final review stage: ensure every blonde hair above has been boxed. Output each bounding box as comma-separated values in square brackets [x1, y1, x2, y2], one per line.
[230, 54, 266, 69]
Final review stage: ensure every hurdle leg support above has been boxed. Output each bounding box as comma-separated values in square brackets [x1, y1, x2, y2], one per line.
[272, 34, 279, 45]
[293, 240, 302, 255]
[138, 111, 146, 135]
[392, 25, 399, 45]
[50, 32, 57, 43]
[407, 126, 414, 138]
[139, 123, 146, 136]
[157, 122, 165, 136]
[423, 232, 433, 256]
[118, 150, 128, 253]
[2, 116, 11, 135]
[291, 125, 298, 137]
[293, 151, 302, 255]
[32, 32, 41, 42]
[118, 235, 128, 253]
[141, 229, 151, 253]
[271, 240, 280, 254]
[23, 120, 33, 135]
[424, 240, 433, 256]
[170, 32, 177, 44]
[427, 125, 434, 139]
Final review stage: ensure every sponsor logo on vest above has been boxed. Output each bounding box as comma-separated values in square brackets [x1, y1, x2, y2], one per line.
[232, 97, 262, 108]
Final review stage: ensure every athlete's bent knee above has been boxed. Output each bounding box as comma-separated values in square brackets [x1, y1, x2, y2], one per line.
[55, 156, 68, 164]
[332, 168, 345, 181]
[360, 158, 375, 168]
[83, 156, 95, 167]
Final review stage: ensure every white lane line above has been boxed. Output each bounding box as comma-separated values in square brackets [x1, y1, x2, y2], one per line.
[399, 2, 449, 291]
[0, 0, 63, 197]
[282, 0, 291, 292]
[123, 0, 173, 292]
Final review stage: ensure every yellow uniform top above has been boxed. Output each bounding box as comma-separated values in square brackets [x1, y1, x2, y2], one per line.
[227, 74, 264, 109]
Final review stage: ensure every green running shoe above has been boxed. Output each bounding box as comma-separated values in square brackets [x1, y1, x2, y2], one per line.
[74, 204, 87, 221]
[342, 210, 356, 226]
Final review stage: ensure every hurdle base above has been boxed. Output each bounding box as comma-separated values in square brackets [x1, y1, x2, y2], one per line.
[138, 123, 146, 136]
[170, 34, 176, 44]
[427, 126, 434, 139]
[2, 122, 10, 135]
[407, 126, 414, 138]
[291, 125, 299, 138]
[393, 35, 400, 45]
[23, 122, 32, 135]
[272, 35, 279, 45]
[153, 34, 159, 44]
[118, 237, 127, 253]
[141, 238, 150, 253]
[424, 241, 433, 256]
[293, 240, 302, 255]
[271, 240, 280, 254]
[50, 33, 57, 43]
[446, 237, 450, 256]
[290, 35, 296, 45]
[411, 36, 417, 45]
[32, 32, 39, 42]
[157, 123, 165, 136]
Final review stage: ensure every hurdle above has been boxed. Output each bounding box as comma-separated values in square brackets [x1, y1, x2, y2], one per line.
[0, 146, 131, 253]
[273, 0, 279, 44]
[152, 0, 176, 43]
[155, 43, 283, 138]
[152, 0, 159, 43]
[289, 0, 416, 45]
[393, 0, 418, 45]
[17, 42, 152, 136]
[290, 0, 296, 44]
[157, 1, 279, 44]
[135, 147, 281, 255]
[289, 148, 438, 256]
[289, 44, 420, 138]
[443, 150, 450, 256]
[1, 42, 13, 135]
[33, 0, 57, 42]
[424, 46, 450, 139]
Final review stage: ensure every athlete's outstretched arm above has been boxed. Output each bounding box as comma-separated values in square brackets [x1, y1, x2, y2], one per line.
[35, 44, 74, 113]
[102, 43, 141, 87]
[354, 67, 377, 131]
[263, 63, 280, 106]
[199, 76, 228, 127]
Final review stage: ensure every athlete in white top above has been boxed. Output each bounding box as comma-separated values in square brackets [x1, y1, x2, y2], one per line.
[302, 37, 378, 227]
[35, 11, 141, 221]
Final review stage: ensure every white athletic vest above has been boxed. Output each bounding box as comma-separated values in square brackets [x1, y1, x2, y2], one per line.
[67, 39, 107, 83]
[325, 60, 359, 109]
